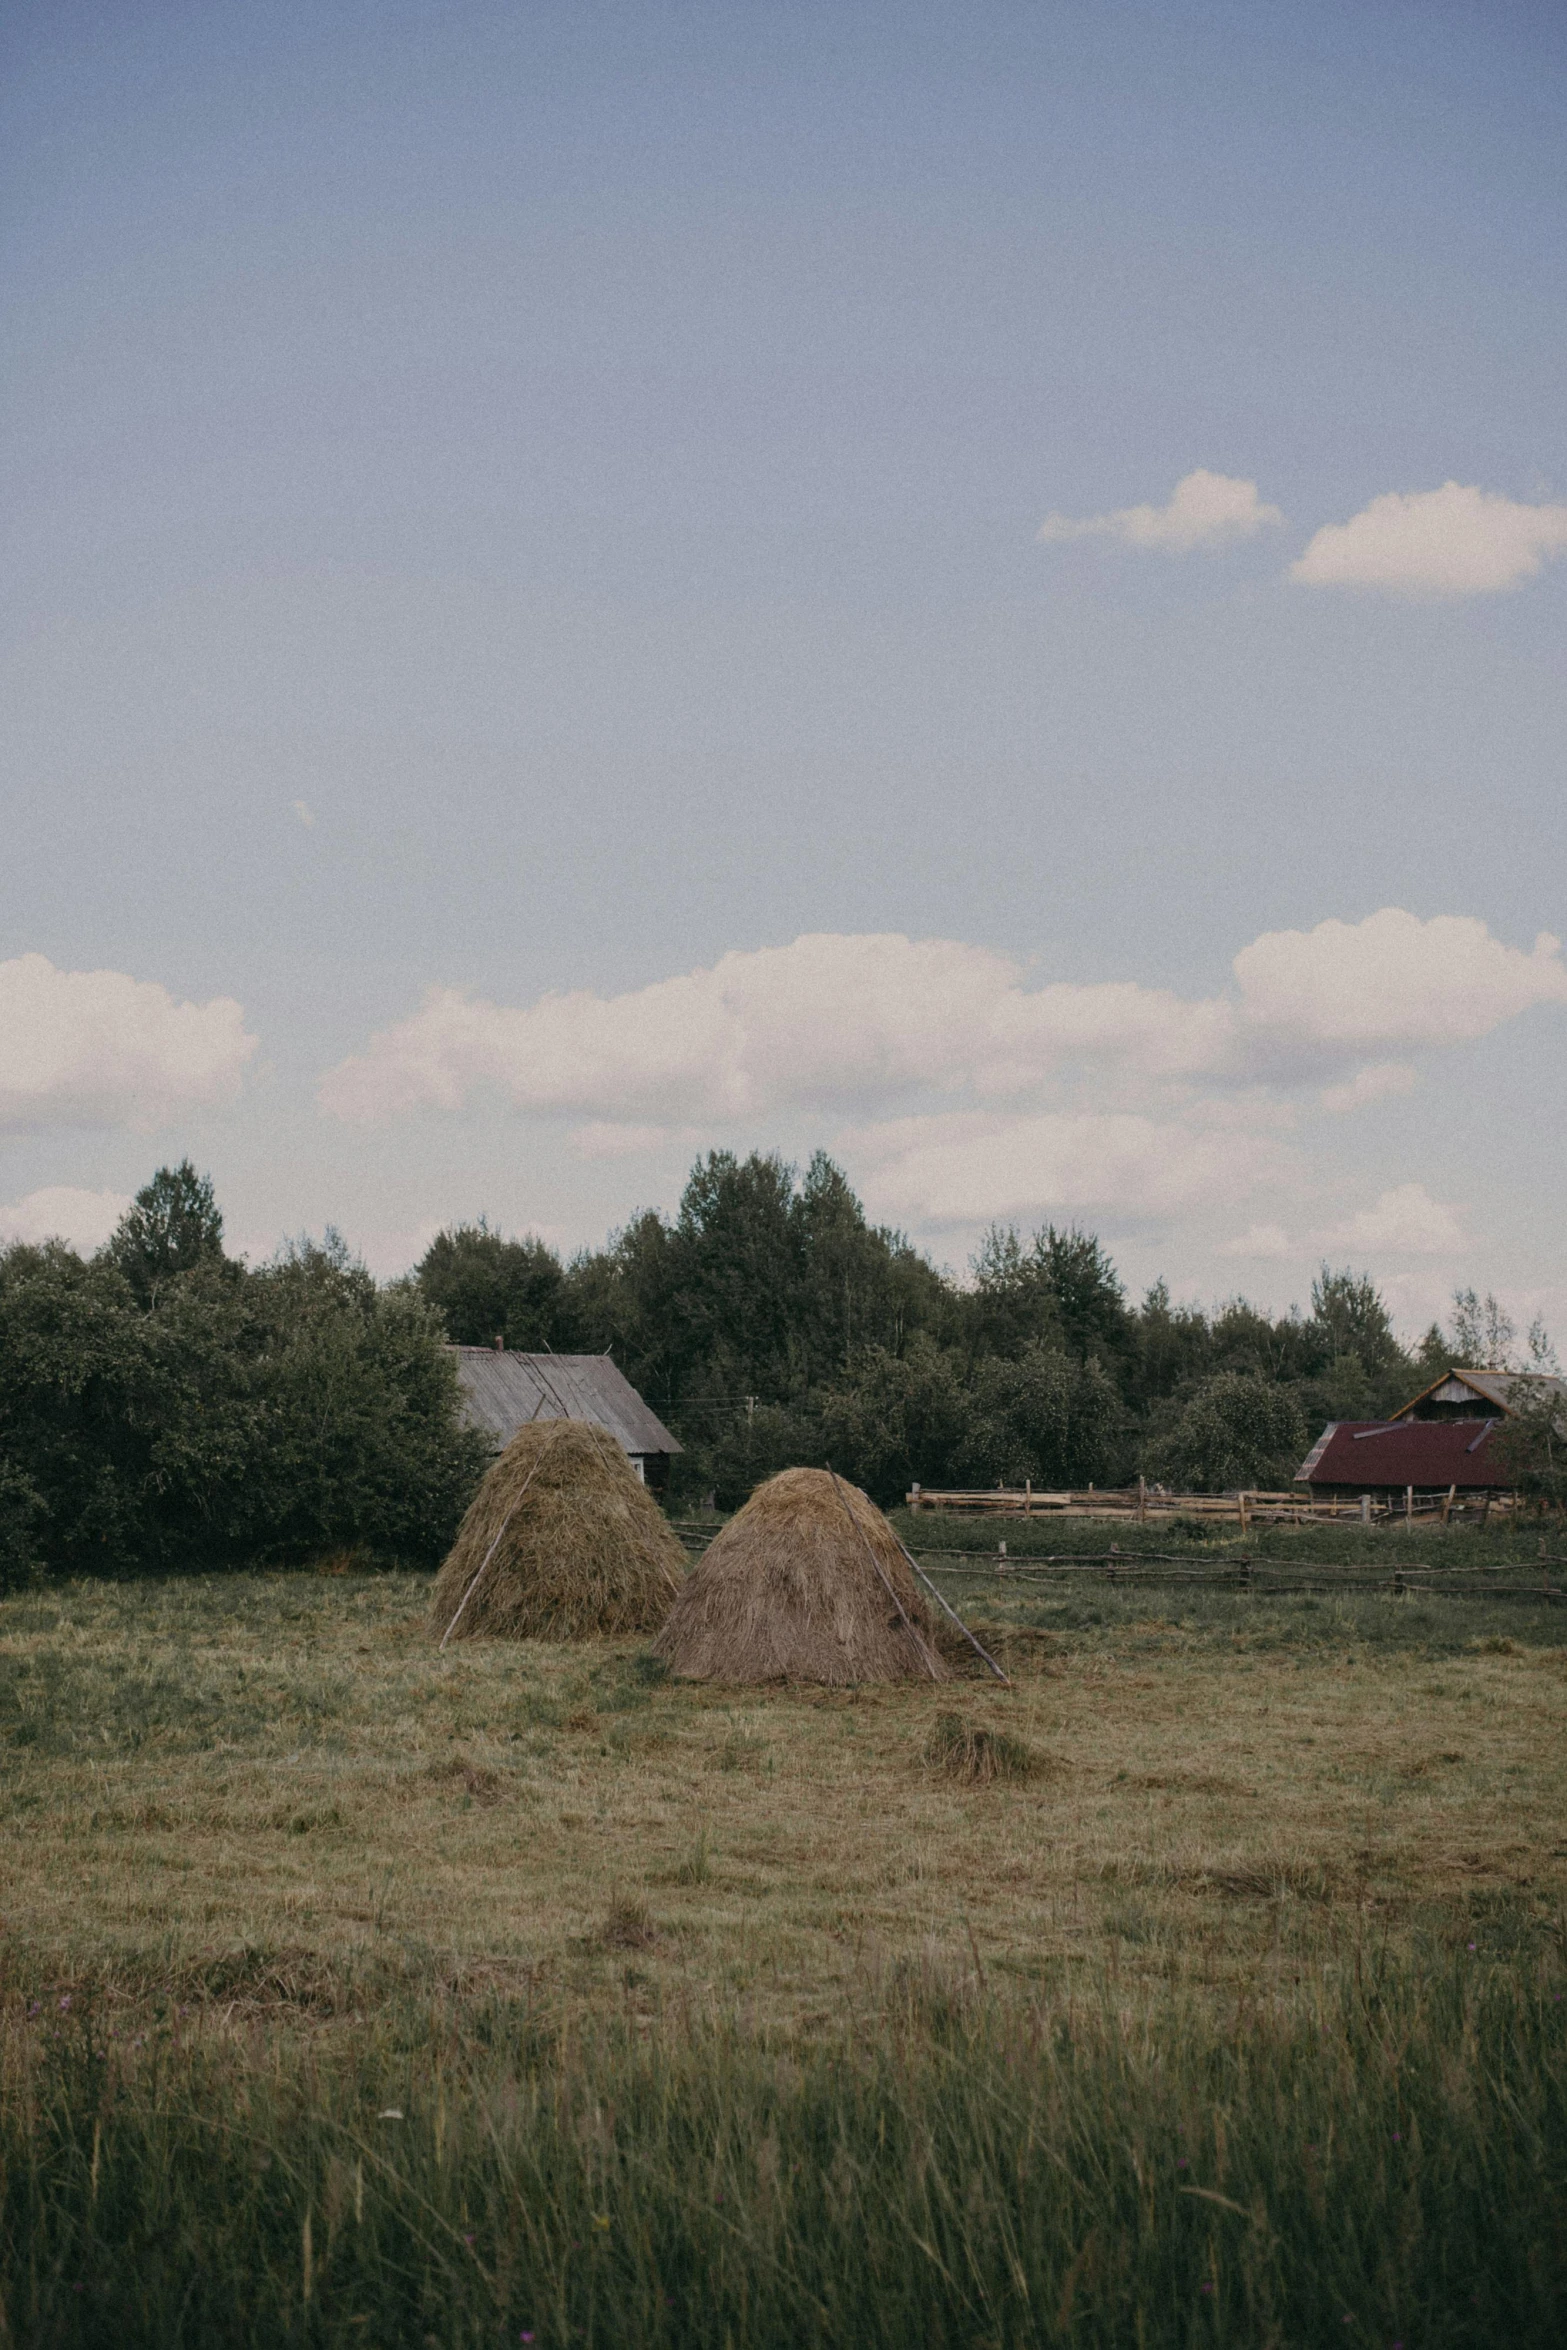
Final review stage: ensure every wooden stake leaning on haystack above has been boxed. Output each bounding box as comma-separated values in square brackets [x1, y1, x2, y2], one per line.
[653, 1466, 951, 1685]
[438, 1408, 556, 1649]
[430, 1416, 685, 1645]
[824, 1465, 942, 1681]
[839, 1474, 1011, 1686]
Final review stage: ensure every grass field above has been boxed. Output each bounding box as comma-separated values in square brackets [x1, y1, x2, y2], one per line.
[3, 1545, 1565, 2345]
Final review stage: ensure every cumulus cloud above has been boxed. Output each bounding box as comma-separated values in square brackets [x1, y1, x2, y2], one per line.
[1292, 481, 1567, 597]
[844, 1112, 1287, 1231]
[319, 934, 1234, 1127]
[1233, 911, 1567, 1059]
[1316, 1184, 1466, 1257]
[320, 911, 1566, 1137]
[0, 954, 257, 1132]
[1038, 469, 1283, 552]
[0, 1185, 132, 1251]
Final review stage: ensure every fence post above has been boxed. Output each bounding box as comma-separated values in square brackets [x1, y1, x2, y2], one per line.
[1239, 1489, 1249, 1536]
[1025, 1479, 1032, 1518]
[1138, 1474, 1147, 1525]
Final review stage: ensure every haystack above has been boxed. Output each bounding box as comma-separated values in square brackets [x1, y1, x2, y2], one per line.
[653, 1467, 950, 1684]
[429, 1418, 685, 1644]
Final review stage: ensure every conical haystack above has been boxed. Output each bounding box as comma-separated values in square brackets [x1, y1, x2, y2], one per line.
[430, 1419, 685, 1643]
[653, 1467, 949, 1684]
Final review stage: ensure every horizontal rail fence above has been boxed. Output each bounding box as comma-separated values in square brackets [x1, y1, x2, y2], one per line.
[905, 1545, 1563, 1604]
[906, 1481, 1519, 1529]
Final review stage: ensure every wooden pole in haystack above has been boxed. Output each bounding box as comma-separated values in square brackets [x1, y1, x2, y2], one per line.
[825, 1466, 943, 1681]
[439, 1409, 559, 1650]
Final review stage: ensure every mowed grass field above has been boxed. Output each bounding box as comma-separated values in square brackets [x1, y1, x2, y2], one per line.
[3, 1539, 1566, 2346]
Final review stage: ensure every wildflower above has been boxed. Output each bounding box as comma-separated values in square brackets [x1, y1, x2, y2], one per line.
[377, 2108, 404, 2121]
[521, 2335, 535, 2343]
[1176, 2158, 1188, 2169]
[1200, 2282, 1214, 2295]
[463, 2233, 475, 2246]
[593, 2215, 610, 2232]
[59, 1995, 72, 2011]
[1467, 1941, 1476, 1951]
[1392, 2131, 1401, 2142]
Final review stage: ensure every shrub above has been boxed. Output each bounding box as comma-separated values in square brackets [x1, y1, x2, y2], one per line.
[0, 1212, 485, 1583]
[1144, 1371, 1308, 1493]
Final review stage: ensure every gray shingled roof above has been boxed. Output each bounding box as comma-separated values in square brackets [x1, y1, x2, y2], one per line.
[448, 1348, 682, 1458]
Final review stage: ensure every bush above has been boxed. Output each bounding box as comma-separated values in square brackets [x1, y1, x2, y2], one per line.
[0, 1209, 485, 1584]
[1144, 1371, 1308, 1493]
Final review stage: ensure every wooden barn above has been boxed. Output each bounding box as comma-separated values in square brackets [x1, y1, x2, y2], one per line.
[1388, 1366, 1567, 1424]
[447, 1347, 682, 1489]
[1297, 1364, 1566, 1509]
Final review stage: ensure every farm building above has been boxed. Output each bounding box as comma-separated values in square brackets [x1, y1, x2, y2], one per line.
[447, 1346, 682, 1489]
[1388, 1366, 1567, 1423]
[1297, 1364, 1566, 1508]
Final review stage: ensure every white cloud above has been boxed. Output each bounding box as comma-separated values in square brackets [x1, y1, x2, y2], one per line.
[1292, 481, 1567, 597]
[1233, 911, 1567, 1058]
[321, 911, 1567, 1136]
[319, 933, 1234, 1127]
[845, 1111, 1287, 1231]
[1316, 1184, 1466, 1257]
[0, 1185, 132, 1252]
[1318, 1062, 1418, 1115]
[1038, 469, 1283, 553]
[1219, 1222, 1296, 1259]
[0, 954, 258, 1132]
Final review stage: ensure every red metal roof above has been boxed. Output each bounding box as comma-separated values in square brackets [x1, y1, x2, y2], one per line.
[1299, 1417, 1511, 1491]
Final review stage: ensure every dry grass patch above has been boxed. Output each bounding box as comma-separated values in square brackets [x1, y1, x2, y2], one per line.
[2, 1571, 1565, 2034]
[923, 1709, 1041, 1784]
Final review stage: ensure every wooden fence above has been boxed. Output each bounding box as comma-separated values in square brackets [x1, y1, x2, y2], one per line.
[908, 1547, 1563, 1605]
[904, 1480, 1518, 1529]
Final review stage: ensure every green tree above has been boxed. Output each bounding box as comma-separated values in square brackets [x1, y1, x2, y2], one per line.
[1145, 1373, 1308, 1494]
[817, 1335, 976, 1506]
[1309, 1266, 1405, 1383]
[1493, 1379, 1567, 1514]
[958, 1343, 1124, 1490]
[105, 1161, 231, 1307]
[414, 1221, 567, 1350]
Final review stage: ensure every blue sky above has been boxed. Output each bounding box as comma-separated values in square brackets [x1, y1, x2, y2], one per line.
[4, 0, 1565, 1335]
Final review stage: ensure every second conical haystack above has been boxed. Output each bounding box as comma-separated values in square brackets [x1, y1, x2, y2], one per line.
[430, 1418, 685, 1644]
[653, 1467, 949, 1684]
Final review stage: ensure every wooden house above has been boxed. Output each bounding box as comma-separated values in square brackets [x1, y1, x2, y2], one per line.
[1297, 1364, 1565, 1508]
[447, 1347, 682, 1489]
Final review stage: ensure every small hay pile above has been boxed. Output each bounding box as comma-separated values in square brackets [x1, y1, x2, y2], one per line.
[924, 1710, 1039, 1785]
[429, 1419, 685, 1643]
[653, 1466, 950, 1684]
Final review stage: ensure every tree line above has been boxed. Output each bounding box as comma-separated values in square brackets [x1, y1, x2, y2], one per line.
[412, 1147, 1521, 1508]
[3, 1149, 1553, 1584]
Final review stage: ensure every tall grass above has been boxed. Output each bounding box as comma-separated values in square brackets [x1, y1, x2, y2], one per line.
[5, 1950, 1563, 2348]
